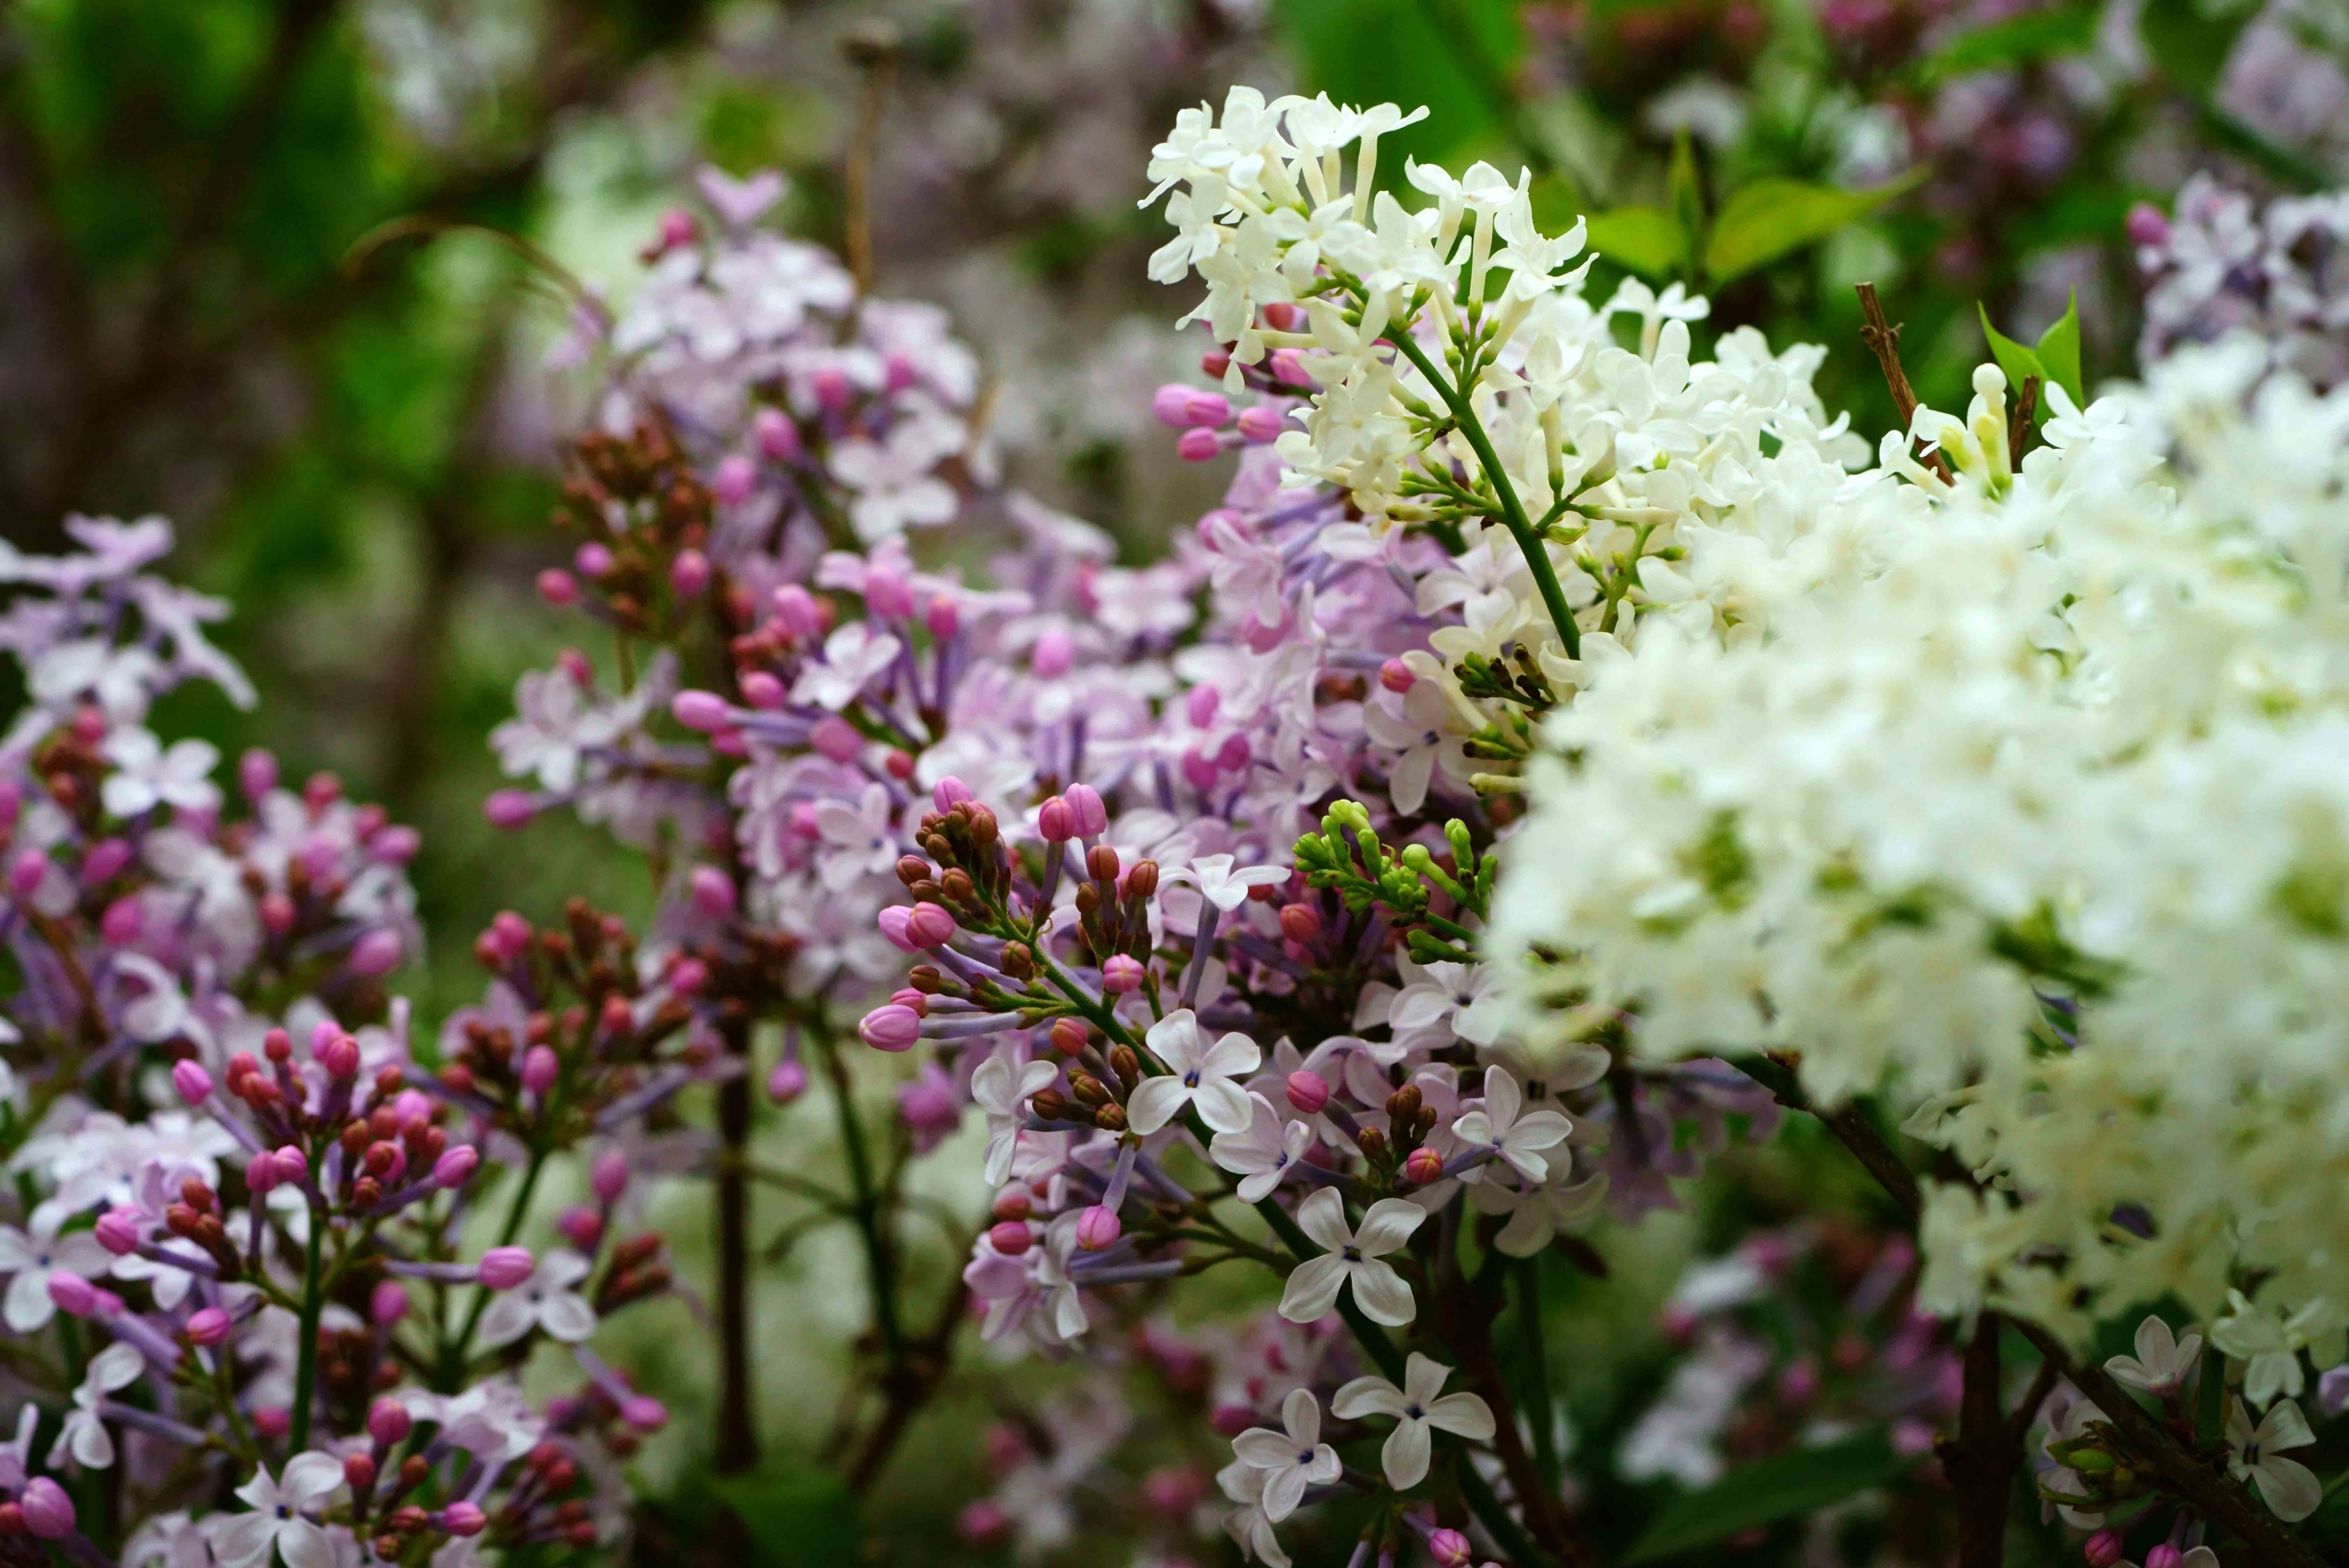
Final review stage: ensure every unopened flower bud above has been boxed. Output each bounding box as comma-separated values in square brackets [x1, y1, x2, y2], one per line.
[1109, 1045, 1140, 1085]
[711, 454, 756, 508]
[433, 1146, 478, 1190]
[239, 748, 280, 801]
[171, 1059, 213, 1106]
[19, 1479, 73, 1540]
[1385, 1083, 1423, 1124]
[622, 1396, 669, 1432]
[1092, 1103, 1128, 1132]
[1236, 404, 1284, 443]
[1286, 1071, 1330, 1115]
[670, 549, 711, 599]
[738, 669, 784, 709]
[1064, 783, 1107, 837]
[187, 1306, 232, 1345]
[767, 1059, 809, 1104]
[859, 1005, 920, 1052]
[1031, 1089, 1070, 1122]
[96, 1208, 142, 1254]
[1075, 1204, 1122, 1251]
[537, 568, 579, 607]
[441, 1502, 488, 1538]
[2144, 1548, 2183, 1568]
[1101, 955, 1144, 993]
[753, 406, 800, 462]
[99, 895, 142, 944]
[372, 1281, 410, 1326]
[319, 1032, 361, 1079]
[348, 928, 404, 978]
[1048, 1018, 1088, 1057]
[671, 690, 732, 733]
[1068, 1072, 1108, 1108]
[926, 593, 960, 640]
[369, 1397, 412, 1446]
[992, 1189, 1032, 1220]
[47, 1273, 96, 1317]
[592, 1150, 629, 1204]
[810, 716, 862, 763]
[478, 1246, 536, 1290]
[1429, 1527, 1473, 1567]
[484, 788, 536, 829]
[271, 1146, 309, 1185]
[1125, 861, 1159, 899]
[689, 865, 738, 921]
[1037, 796, 1076, 842]
[1086, 844, 1120, 882]
[904, 902, 957, 949]
[1380, 658, 1416, 693]
[1402, 1146, 1445, 1185]
[1031, 628, 1075, 679]
[2083, 1530, 2123, 1568]
[521, 1045, 560, 1095]
[1278, 903, 1322, 944]
[1176, 427, 1222, 462]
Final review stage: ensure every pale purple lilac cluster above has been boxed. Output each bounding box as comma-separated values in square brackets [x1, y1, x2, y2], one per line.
[0, 525, 696, 1561]
[2133, 173, 2349, 391]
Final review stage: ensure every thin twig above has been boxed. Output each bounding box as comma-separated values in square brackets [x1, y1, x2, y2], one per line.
[2009, 374, 2040, 470]
[841, 20, 900, 298]
[1856, 282, 1953, 483]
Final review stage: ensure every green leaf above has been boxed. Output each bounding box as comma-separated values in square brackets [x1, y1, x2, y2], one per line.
[1584, 206, 1690, 279]
[2033, 291, 2084, 407]
[1271, 0, 1524, 174]
[1916, 1, 2098, 83]
[1702, 169, 1923, 284]
[1667, 129, 1705, 253]
[711, 1466, 862, 1567]
[2141, 0, 2260, 101]
[1978, 302, 2048, 394]
[1624, 1433, 1911, 1562]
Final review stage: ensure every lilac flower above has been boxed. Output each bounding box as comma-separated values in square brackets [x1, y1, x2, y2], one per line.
[2226, 1396, 2321, 1521]
[50, 1341, 144, 1469]
[1331, 1352, 1495, 1489]
[812, 782, 899, 890]
[1209, 1092, 1312, 1201]
[1228, 1387, 1339, 1522]
[475, 1250, 597, 1347]
[791, 621, 902, 710]
[210, 1453, 346, 1568]
[99, 729, 221, 819]
[0, 1210, 113, 1331]
[1278, 1188, 1424, 1326]
[1450, 1066, 1573, 1184]
[1130, 1010, 1260, 1135]
[972, 1055, 1059, 1186]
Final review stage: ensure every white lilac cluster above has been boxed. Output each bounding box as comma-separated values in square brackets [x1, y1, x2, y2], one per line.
[0, 526, 695, 1560]
[1492, 330, 2349, 1373]
[2135, 173, 2349, 391]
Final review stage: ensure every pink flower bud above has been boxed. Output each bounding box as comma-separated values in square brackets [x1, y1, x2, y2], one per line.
[592, 1150, 629, 1204]
[1175, 427, 1222, 462]
[992, 1188, 1031, 1220]
[234, 748, 278, 802]
[1285, 1070, 1330, 1115]
[1180, 746, 1220, 792]
[957, 1500, 1011, 1548]
[1075, 1204, 1122, 1251]
[187, 1306, 232, 1345]
[95, 1208, 142, 1255]
[814, 367, 853, 414]
[810, 716, 862, 763]
[1429, 1528, 1473, 1567]
[932, 776, 973, 812]
[557, 1207, 603, 1249]
[690, 865, 738, 921]
[859, 1005, 920, 1052]
[1031, 628, 1075, 679]
[988, 1221, 1033, 1256]
[19, 1479, 73, 1540]
[348, 928, 402, 977]
[99, 896, 143, 948]
[1379, 658, 1416, 693]
[441, 1502, 488, 1538]
[670, 549, 711, 599]
[47, 1272, 97, 1318]
[1182, 390, 1232, 428]
[1209, 1403, 1254, 1437]
[479, 1246, 536, 1290]
[767, 1059, 808, 1104]
[772, 583, 822, 637]
[2083, 1531, 2123, 1568]
[483, 789, 536, 829]
[876, 905, 918, 952]
[82, 838, 131, 883]
[712, 454, 756, 508]
[1151, 384, 1196, 428]
[433, 1146, 479, 1190]
[520, 1045, 560, 1095]
[1402, 1146, 1445, 1185]
[864, 570, 915, 619]
[8, 850, 47, 900]
[657, 208, 698, 250]
[171, 1059, 213, 1106]
[753, 406, 801, 461]
[1185, 684, 1221, 727]
[1201, 348, 1232, 378]
[369, 1397, 412, 1446]
[1270, 348, 1310, 385]
[621, 1396, 669, 1431]
[904, 902, 956, 950]
[574, 542, 614, 579]
[2146, 1548, 2183, 1568]
[2125, 201, 2170, 249]
[738, 670, 784, 709]
[319, 1032, 361, 1079]
[925, 594, 960, 640]
[1101, 955, 1145, 993]
[667, 957, 708, 995]
[372, 1281, 410, 1326]
[253, 1406, 290, 1439]
[1037, 796, 1076, 842]
[1236, 405, 1285, 444]
[537, 568, 579, 607]
[672, 690, 732, 733]
[343, 1453, 376, 1493]
[1278, 903, 1322, 945]
[1066, 783, 1108, 838]
[368, 825, 422, 865]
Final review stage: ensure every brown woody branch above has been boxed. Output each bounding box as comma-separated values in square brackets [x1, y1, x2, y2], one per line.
[1856, 282, 1954, 484]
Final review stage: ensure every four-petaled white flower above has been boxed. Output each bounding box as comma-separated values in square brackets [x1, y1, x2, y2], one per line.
[1385, 955, 1508, 1049]
[1362, 677, 1471, 816]
[1209, 1092, 1314, 1202]
[972, 1055, 1060, 1186]
[50, 1341, 144, 1470]
[1230, 1387, 1341, 1522]
[2210, 1288, 2329, 1408]
[791, 621, 902, 711]
[1216, 1458, 1294, 1568]
[830, 420, 960, 542]
[99, 727, 221, 820]
[1449, 1066, 1572, 1184]
[211, 1452, 346, 1568]
[0, 1210, 114, 1332]
[1167, 853, 1293, 913]
[1280, 1187, 1425, 1326]
[2225, 1395, 2321, 1522]
[812, 782, 899, 891]
[476, 1250, 597, 1347]
[1130, 1010, 1260, 1135]
[1332, 1352, 1496, 1489]
[2105, 1314, 2202, 1397]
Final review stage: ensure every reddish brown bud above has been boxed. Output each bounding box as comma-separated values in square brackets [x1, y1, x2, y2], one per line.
[1086, 845, 1121, 883]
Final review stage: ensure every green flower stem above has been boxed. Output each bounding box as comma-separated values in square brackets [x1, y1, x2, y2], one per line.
[439, 1146, 547, 1389]
[817, 1029, 904, 1368]
[1389, 331, 1582, 660]
[287, 1212, 324, 1454]
[1516, 1259, 1561, 1495]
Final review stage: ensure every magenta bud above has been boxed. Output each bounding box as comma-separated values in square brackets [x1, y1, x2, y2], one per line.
[348, 928, 403, 978]
[8, 850, 47, 900]
[441, 1502, 488, 1538]
[1151, 384, 1196, 429]
[368, 825, 422, 865]
[1236, 404, 1285, 444]
[252, 1407, 289, 1439]
[876, 906, 918, 952]
[171, 1059, 213, 1106]
[931, 776, 973, 812]
[859, 1005, 921, 1052]
[772, 583, 821, 637]
[95, 1208, 142, 1255]
[484, 788, 536, 829]
[238, 748, 279, 801]
[1036, 796, 1075, 842]
[1185, 684, 1222, 727]
[738, 670, 784, 709]
[47, 1273, 97, 1318]
[1075, 1204, 1122, 1251]
[371, 1283, 410, 1329]
[368, 1397, 412, 1445]
[753, 406, 801, 461]
[1402, 1145, 1445, 1185]
[592, 1150, 629, 1204]
[261, 892, 296, 935]
[478, 1247, 536, 1290]
[864, 570, 915, 619]
[19, 1479, 73, 1540]
[1175, 427, 1222, 462]
[1101, 955, 1145, 994]
[272, 1146, 309, 1185]
[1066, 783, 1107, 837]
[537, 568, 579, 607]
[767, 1060, 808, 1104]
[520, 1045, 560, 1095]
[810, 716, 862, 763]
[82, 838, 131, 883]
[1285, 1070, 1331, 1115]
[1031, 628, 1075, 679]
[670, 549, 711, 599]
[1278, 903, 1322, 944]
[2083, 1531, 2123, 1568]
[904, 902, 957, 950]
[712, 454, 756, 507]
[1428, 1528, 1472, 1567]
[925, 594, 960, 640]
[245, 1148, 286, 1194]
[1182, 390, 1232, 428]
[814, 367, 852, 413]
[432, 1146, 479, 1191]
[690, 865, 737, 920]
[657, 208, 698, 250]
[1379, 658, 1415, 693]
[1209, 1403, 1255, 1437]
[988, 1221, 1033, 1256]
[2125, 201, 2170, 249]
[2145, 1548, 2183, 1568]
[319, 1033, 361, 1080]
[668, 957, 708, 995]
[672, 690, 732, 733]
[573, 542, 615, 579]
[187, 1306, 232, 1346]
[621, 1396, 669, 1432]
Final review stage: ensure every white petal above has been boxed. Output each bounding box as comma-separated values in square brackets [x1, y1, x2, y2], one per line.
[1353, 1199, 1428, 1257]
[1331, 1375, 1407, 1421]
[1126, 1076, 1190, 1136]
[2256, 1455, 2323, 1522]
[1294, 1188, 1351, 1252]
[1348, 1259, 1418, 1326]
[1278, 1255, 1349, 1323]
[1381, 1416, 1433, 1489]
[1424, 1392, 1496, 1440]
